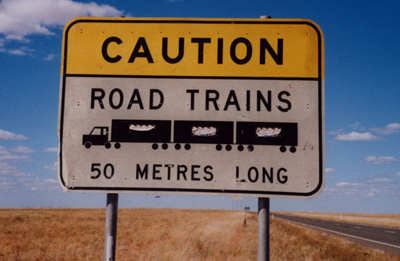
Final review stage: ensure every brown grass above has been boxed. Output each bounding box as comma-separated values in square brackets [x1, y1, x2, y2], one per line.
[276, 212, 400, 229]
[0, 208, 398, 260]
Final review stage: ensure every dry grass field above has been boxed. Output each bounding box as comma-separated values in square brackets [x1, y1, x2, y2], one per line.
[0, 208, 398, 260]
[276, 212, 400, 229]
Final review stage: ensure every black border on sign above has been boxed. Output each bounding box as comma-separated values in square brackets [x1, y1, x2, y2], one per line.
[59, 19, 324, 197]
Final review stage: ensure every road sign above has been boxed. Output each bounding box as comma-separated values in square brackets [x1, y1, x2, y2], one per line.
[58, 17, 324, 197]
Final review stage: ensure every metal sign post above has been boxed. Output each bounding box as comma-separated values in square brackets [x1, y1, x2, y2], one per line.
[258, 197, 270, 261]
[104, 193, 119, 261]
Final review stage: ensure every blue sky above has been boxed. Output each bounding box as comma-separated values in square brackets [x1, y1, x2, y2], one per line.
[0, 0, 399, 213]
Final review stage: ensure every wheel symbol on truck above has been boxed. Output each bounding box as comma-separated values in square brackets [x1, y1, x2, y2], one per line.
[84, 141, 92, 149]
[82, 126, 121, 149]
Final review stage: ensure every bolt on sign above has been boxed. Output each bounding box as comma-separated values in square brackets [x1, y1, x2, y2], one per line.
[58, 17, 325, 198]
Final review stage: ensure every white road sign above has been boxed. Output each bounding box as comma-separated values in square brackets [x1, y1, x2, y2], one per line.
[58, 18, 325, 197]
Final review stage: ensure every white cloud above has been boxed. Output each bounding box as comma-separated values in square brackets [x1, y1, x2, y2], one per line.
[335, 132, 379, 141]
[335, 182, 361, 187]
[348, 122, 361, 128]
[335, 182, 349, 187]
[370, 178, 392, 183]
[325, 168, 335, 173]
[44, 162, 58, 170]
[324, 173, 400, 199]
[0, 146, 32, 162]
[0, 150, 31, 162]
[4, 45, 34, 56]
[9, 146, 34, 153]
[43, 147, 58, 152]
[327, 129, 343, 136]
[0, 162, 20, 175]
[8, 49, 26, 55]
[365, 156, 399, 165]
[0, 162, 30, 176]
[0, 0, 123, 41]
[347, 122, 365, 131]
[0, 176, 16, 191]
[371, 123, 400, 135]
[366, 192, 375, 198]
[19, 177, 60, 191]
[0, 129, 27, 140]
[44, 53, 55, 61]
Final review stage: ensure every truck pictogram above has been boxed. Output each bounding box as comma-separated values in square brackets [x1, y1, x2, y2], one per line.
[82, 120, 171, 149]
[82, 120, 298, 152]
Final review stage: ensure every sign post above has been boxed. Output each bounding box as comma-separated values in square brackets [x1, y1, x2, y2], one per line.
[104, 193, 118, 261]
[258, 198, 270, 261]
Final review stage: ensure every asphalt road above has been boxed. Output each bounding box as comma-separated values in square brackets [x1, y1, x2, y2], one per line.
[273, 213, 400, 256]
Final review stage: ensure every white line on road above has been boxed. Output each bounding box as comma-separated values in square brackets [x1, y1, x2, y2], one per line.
[276, 217, 400, 250]
[385, 231, 396, 234]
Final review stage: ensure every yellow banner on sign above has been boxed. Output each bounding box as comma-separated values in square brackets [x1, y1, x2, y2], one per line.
[62, 18, 324, 79]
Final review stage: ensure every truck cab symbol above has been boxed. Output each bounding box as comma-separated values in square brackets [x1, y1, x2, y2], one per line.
[82, 126, 120, 149]
[82, 120, 170, 149]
